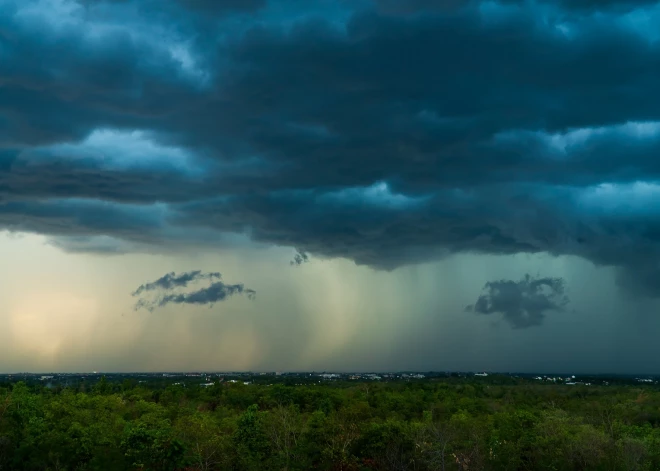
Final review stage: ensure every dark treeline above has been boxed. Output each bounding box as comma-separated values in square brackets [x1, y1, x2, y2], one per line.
[2, 377, 660, 470]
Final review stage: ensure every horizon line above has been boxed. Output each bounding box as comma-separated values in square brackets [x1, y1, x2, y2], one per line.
[1, 370, 659, 377]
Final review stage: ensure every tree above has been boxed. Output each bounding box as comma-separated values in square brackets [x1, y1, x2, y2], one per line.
[324, 411, 361, 470]
[416, 421, 454, 471]
[267, 404, 304, 471]
[93, 376, 112, 395]
[121, 420, 187, 471]
[233, 404, 270, 471]
[177, 411, 229, 471]
[446, 411, 486, 471]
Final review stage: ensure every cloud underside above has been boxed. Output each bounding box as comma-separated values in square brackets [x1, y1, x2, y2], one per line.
[132, 270, 255, 311]
[3, 0, 660, 295]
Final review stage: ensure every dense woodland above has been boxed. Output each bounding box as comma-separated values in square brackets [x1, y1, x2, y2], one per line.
[2, 376, 660, 470]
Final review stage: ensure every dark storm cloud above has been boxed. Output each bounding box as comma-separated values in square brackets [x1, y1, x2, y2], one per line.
[467, 274, 569, 328]
[0, 157, 207, 204]
[47, 235, 130, 254]
[132, 270, 222, 296]
[374, 0, 473, 14]
[170, 188, 540, 269]
[376, 0, 658, 14]
[3, 0, 660, 298]
[527, 0, 657, 13]
[0, 0, 204, 148]
[79, 0, 266, 12]
[132, 270, 256, 312]
[174, 0, 266, 13]
[0, 199, 163, 239]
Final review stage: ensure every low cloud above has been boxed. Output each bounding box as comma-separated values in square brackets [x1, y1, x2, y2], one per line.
[132, 270, 255, 311]
[290, 250, 310, 267]
[466, 274, 569, 329]
[132, 270, 221, 296]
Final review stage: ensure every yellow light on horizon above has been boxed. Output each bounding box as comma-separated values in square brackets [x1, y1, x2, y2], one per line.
[10, 292, 99, 361]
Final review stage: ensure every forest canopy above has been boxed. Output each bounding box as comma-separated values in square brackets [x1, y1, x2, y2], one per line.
[2, 376, 660, 470]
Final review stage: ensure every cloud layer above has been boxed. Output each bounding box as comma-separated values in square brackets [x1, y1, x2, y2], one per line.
[467, 274, 569, 328]
[132, 270, 255, 311]
[3, 0, 660, 298]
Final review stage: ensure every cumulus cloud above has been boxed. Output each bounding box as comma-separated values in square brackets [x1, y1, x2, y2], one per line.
[466, 274, 569, 328]
[3, 0, 660, 298]
[132, 270, 255, 311]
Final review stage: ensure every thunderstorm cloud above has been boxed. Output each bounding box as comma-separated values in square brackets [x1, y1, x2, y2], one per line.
[3, 0, 660, 306]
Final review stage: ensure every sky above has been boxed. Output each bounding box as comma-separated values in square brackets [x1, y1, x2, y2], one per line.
[2, 0, 660, 374]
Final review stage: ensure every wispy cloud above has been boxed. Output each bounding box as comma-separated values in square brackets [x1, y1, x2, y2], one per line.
[290, 250, 309, 267]
[132, 270, 221, 296]
[132, 270, 255, 311]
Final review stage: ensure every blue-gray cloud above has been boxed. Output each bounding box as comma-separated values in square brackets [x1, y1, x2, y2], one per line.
[3, 0, 660, 298]
[132, 270, 222, 296]
[134, 282, 256, 312]
[376, 0, 659, 14]
[290, 250, 310, 267]
[466, 274, 569, 329]
[132, 271, 255, 311]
